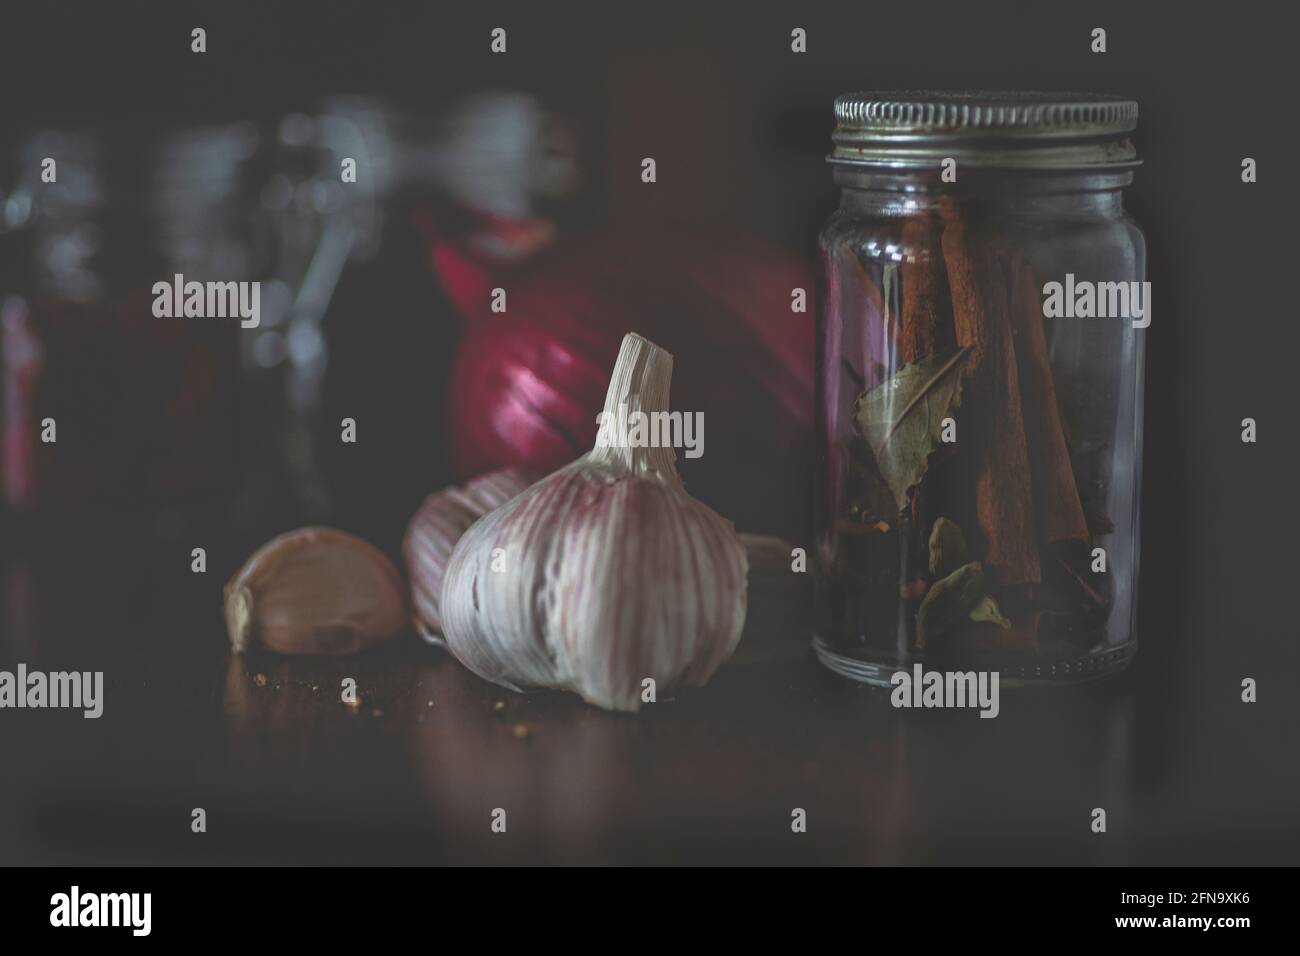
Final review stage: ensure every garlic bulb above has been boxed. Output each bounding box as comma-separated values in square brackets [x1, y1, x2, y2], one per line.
[225, 527, 408, 656]
[403, 468, 532, 643]
[440, 333, 748, 712]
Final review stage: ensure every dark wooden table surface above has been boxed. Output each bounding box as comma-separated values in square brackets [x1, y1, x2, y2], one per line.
[1, 522, 1296, 866]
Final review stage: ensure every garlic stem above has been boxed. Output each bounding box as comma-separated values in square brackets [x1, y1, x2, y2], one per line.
[585, 332, 680, 484]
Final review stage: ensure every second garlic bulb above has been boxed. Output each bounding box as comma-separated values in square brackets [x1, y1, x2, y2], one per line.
[404, 468, 533, 642]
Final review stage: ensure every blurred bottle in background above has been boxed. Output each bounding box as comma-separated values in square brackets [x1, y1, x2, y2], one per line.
[275, 93, 580, 554]
[0, 126, 257, 540]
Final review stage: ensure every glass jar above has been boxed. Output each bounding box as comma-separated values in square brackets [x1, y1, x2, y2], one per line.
[814, 92, 1146, 684]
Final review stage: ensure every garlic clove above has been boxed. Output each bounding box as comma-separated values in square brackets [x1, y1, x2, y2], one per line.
[225, 527, 408, 656]
[403, 468, 533, 642]
[439, 333, 749, 712]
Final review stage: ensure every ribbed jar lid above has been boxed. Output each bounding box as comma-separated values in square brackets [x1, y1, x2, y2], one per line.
[829, 91, 1139, 170]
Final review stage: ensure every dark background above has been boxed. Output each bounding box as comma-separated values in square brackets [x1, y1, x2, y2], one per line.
[0, 1, 1297, 865]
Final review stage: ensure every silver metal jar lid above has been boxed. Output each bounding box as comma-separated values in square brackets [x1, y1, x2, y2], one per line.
[829, 91, 1139, 171]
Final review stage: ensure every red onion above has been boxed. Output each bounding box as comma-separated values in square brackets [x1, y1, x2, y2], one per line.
[432, 224, 816, 540]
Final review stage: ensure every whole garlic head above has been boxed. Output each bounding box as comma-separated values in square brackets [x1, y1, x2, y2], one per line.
[439, 333, 749, 712]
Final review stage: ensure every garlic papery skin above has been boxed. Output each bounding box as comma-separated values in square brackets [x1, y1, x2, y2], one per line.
[225, 527, 408, 656]
[403, 468, 533, 643]
[439, 333, 748, 712]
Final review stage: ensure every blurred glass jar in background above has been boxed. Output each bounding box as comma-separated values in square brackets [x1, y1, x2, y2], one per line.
[254, 97, 493, 550]
[258, 93, 581, 552]
[0, 125, 264, 535]
[815, 92, 1146, 684]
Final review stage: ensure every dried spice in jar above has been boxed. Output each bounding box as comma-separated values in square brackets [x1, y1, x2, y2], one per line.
[814, 92, 1146, 684]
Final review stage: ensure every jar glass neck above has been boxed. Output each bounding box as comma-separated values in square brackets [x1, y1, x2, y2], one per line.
[832, 167, 1133, 219]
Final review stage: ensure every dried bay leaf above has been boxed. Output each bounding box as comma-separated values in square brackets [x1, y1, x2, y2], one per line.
[853, 347, 970, 512]
[968, 594, 1012, 629]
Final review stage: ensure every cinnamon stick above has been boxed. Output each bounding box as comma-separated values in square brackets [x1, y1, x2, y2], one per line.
[1009, 257, 1090, 545]
[899, 213, 954, 363]
[938, 199, 1040, 585]
[899, 213, 955, 534]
